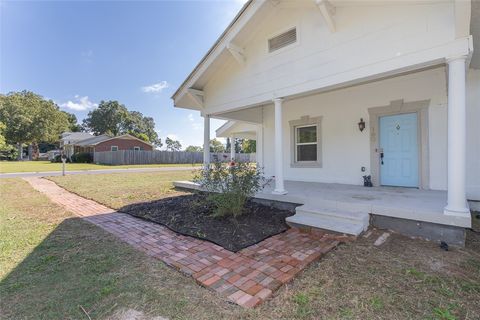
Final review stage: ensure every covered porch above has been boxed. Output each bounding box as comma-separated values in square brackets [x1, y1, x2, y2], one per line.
[200, 54, 473, 226]
[257, 180, 469, 229]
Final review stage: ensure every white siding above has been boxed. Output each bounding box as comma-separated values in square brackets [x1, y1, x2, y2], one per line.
[203, 2, 458, 114]
[262, 68, 447, 186]
[466, 69, 480, 201]
[261, 67, 480, 200]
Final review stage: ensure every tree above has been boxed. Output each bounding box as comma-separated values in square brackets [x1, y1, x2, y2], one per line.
[82, 100, 129, 136]
[0, 122, 7, 150]
[63, 112, 82, 132]
[242, 139, 256, 153]
[123, 111, 162, 147]
[165, 137, 182, 151]
[0, 91, 70, 159]
[226, 137, 231, 153]
[83, 101, 162, 147]
[185, 145, 202, 152]
[0, 122, 17, 160]
[234, 138, 243, 153]
[209, 138, 225, 153]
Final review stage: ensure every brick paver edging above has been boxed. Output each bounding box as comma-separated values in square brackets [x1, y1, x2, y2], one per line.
[24, 177, 347, 308]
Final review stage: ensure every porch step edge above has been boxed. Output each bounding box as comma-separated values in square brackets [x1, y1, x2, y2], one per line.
[286, 213, 366, 236]
[297, 205, 370, 224]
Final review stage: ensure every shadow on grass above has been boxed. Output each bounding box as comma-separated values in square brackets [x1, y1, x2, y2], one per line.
[0, 215, 222, 320]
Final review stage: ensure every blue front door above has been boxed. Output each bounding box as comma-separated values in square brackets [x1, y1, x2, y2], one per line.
[379, 113, 419, 187]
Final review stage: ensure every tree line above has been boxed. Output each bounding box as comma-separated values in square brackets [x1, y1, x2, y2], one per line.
[0, 90, 256, 160]
[0, 91, 161, 160]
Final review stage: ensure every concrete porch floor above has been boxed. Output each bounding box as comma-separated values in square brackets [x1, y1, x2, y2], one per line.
[256, 180, 471, 228]
[173, 180, 471, 229]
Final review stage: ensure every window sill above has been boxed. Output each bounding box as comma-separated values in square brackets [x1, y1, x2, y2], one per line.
[290, 162, 322, 168]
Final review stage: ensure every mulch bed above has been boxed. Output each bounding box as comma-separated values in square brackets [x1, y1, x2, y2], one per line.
[120, 193, 294, 252]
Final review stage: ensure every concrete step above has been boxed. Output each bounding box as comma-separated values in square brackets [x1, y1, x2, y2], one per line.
[286, 205, 370, 235]
[297, 205, 370, 225]
[173, 181, 202, 191]
[287, 213, 366, 235]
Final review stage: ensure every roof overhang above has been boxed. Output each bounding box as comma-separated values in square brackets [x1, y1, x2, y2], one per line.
[173, 0, 478, 112]
[216, 120, 258, 139]
[172, 0, 273, 110]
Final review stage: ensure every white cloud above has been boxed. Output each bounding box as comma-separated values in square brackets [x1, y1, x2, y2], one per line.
[142, 81, 169, 93]
[188, 113, 202, 130]
[81, 49, 93, 58]
[60, 95, 97, 111]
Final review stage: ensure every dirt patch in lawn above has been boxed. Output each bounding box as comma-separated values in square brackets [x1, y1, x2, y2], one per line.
[120, 193, 294, 252]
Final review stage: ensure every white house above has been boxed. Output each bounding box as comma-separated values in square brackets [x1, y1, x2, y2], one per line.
[172, 0, 479, 246]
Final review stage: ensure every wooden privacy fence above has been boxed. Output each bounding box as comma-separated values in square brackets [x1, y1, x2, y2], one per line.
[94, 150, 255, 165]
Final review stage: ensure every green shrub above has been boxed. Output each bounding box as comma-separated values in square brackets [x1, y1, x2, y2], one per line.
[51, 155, 62, 163]
[194, 160, 266, 218]
[0, 144, 18, 160]
[51, 154, 71, 163]
[71, 152, 93, 163]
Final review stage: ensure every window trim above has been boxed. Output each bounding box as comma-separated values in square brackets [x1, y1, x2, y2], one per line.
[111, 146, 118, 152]
[289, 116, 322, 168]
[133, 146, 140, 151]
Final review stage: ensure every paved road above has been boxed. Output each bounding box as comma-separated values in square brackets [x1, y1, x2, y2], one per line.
[0, 166, 198, 179]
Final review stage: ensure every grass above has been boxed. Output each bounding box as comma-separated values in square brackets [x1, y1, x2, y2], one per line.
[49, 170, 195, 209]
[0, 178, 243, 319]
[0, 160, 199, 173]
[2, 174, 480, 319]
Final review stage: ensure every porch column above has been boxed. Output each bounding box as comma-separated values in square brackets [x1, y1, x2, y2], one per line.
[256, 124, 263, 168]
[444, 55, 469, 216]
[203, 114, 210, 167]
[230, 135, 235, 161]
[272, 97, 287, 195]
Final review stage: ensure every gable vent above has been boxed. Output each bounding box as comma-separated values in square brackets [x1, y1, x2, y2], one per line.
[268, 28, 297, 52]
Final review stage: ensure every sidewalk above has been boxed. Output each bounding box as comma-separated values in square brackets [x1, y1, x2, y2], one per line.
[1, 166, 196, 178]
[24, 177, 345, 308]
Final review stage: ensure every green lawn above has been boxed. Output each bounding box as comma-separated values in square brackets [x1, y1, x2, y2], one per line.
[2, 174, 480, 319]
[0, 160, 199, 173]
[49, 170, 196, 209]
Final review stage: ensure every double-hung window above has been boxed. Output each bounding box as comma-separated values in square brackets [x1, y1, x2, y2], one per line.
[290, 116, 322, 167]
[295, 125, 317, 162]
[111, 146, 118, 152]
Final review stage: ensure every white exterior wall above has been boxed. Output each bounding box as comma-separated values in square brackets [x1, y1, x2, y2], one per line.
[261, 67, 480, 200]
[203, 1, 459, 114]
[466, 69, 480, 201]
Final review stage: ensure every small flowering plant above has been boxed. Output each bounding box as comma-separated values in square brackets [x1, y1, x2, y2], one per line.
[194, 160, 266, 218]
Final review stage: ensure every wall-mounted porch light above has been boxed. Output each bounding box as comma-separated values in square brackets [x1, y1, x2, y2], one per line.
[358, 118, 366, 132]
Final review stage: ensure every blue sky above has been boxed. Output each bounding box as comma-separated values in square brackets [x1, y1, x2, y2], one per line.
[0, 0, 246, 148]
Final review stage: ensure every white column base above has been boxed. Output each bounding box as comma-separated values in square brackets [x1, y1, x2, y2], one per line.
[272, 189, 288, 195]
[443, 204, 470, 217]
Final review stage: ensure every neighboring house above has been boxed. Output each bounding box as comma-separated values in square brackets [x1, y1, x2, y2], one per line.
[172, 0, 479, 245]
[61, 133, 153, 157]
[60, 132, 94, 159]
[86, 134, 153, 152]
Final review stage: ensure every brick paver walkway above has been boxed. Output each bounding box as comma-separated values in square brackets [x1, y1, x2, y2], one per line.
[25, 177, 346, 308]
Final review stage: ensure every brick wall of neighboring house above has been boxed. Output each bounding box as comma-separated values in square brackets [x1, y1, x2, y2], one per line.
[94, 138, 153, 152]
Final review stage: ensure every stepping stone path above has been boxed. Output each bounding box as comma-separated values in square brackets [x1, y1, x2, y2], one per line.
[25, 177, 347, 308]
